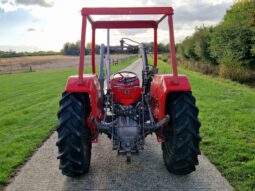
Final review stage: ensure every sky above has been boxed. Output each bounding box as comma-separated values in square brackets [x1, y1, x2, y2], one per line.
[0, 0, 235, 52]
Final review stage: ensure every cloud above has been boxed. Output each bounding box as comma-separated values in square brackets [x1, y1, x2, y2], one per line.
[141, 0, 167, 6]
[140, 0, 233, 7]
[1, 0, 15, 5]
[0, 8, 39, 45]
[94, 1, 232, 43]
[0, 0, 235, 51]
[15, 0, 53, 7]
[0, 0, 16, 12]
[27, 27, 36, 31]
[0, 44, 37, 52]
[0, 8, 4, 19]
[133, 0, 232, 23]
[1, 0, 9, 4]
[108, 1, 231, 43]
[117, 29, 149, 36]
[0, 8, 36, 25]
[174, 2, 231, 22]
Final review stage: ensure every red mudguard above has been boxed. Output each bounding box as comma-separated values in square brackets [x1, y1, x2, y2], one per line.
[65, 75, 103, 142]
[150, 74, 191, 141]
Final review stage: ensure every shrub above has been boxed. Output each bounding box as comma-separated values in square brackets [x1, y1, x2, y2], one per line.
[178, 58, 219, 76]
[158, 54, 169, 63]
[210, 24, 255, 68]
[175, 0, 255, 83]
[180, 36, 199, 60]
[193, 27, 216, 64]
[219, 57, 253, 82]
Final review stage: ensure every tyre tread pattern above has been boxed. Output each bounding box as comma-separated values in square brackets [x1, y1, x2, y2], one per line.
[163, 91, 201, 175]
[56, 92, 91, 177]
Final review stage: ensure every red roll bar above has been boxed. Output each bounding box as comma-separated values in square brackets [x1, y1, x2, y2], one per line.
[78, 7, 178, 83]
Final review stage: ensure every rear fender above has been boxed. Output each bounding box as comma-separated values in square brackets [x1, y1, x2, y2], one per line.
[65, 75, 103, 142]
[150, 74, 191, 141]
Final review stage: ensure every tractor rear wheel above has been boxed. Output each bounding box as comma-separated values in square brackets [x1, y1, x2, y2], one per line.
[56, 92, 92, 177]
[162, 91, 201, 175]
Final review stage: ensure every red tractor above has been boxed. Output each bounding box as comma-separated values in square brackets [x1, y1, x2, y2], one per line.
[56, 7, 201, 177]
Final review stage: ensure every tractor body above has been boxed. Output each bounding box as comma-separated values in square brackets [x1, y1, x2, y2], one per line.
[57, 7, 201, 176]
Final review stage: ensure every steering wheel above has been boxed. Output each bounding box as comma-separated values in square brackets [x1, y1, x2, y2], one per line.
[113, 71, 138, 83]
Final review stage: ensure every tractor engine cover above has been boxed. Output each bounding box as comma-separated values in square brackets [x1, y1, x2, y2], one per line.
[110, 74, 144, 105]
[115, 116, 140, 150]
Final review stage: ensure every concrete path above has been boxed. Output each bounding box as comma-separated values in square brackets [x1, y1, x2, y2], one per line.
[4, 60, 233, 191]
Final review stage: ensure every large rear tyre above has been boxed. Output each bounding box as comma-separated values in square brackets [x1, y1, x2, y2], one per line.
[162, 92, 201, 175]
[56, 92, 91, 177]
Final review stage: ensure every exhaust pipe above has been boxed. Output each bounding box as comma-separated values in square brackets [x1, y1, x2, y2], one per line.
[99, 44, 105, 101]
[106, 29, 111, 91]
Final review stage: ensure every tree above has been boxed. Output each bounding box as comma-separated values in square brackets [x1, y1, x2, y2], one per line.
[158, 43, 169, 53]
[86, 43, 92, 49]
[210, 24, 254, 67]
[62, 41, 92, 56]
[181, 36, 198, 60]
[177, 0, 255, 68]
[62, 41, 80, 55]
[210, 0, 255, 68]
[193, 27, 216, 64]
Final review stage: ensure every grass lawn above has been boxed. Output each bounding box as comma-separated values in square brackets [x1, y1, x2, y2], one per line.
[1, 56, 254, 190]
[155, 58, 255, 191]
[0, 57, 137, 186]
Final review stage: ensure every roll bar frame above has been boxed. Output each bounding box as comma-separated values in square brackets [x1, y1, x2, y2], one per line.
[78, 7, 178, 83]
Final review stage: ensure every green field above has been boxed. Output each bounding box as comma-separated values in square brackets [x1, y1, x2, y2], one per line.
[155, 58, 255, 191]
[0, 57, 137, 186]
[0, 57, 255, 190]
